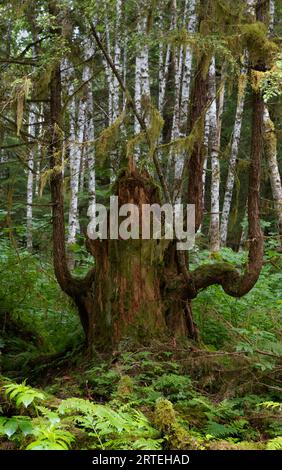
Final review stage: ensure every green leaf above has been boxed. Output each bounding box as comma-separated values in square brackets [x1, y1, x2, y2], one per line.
[3, 419, 19, 437]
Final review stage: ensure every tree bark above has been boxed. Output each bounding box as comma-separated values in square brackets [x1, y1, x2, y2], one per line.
[187, 55, 210, 230]
[263, 107, 282, 247]
[209, 57, 222, 253]
[180, 0, 197, 127]
[220, 60, 248, 246]
[26, 105, 36, 251]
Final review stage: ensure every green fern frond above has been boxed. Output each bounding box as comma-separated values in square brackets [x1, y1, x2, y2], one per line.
[266, 437, 282, 450]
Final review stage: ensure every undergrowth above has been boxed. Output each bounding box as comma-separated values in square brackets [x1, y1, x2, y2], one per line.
[0, 241, 281, 450]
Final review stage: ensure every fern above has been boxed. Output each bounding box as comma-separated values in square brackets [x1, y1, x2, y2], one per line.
[4, 380, 45, 408]
[58, 398, 162, 450]
[266, 437, 282, 450]
[206, 421, 239, 438]
[259, 401, 282, 411]
[26, 422, 75, 450]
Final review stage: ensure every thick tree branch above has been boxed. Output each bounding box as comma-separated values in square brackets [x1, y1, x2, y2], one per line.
[185, 87, 264, 299]
[48, 3, 95, 301]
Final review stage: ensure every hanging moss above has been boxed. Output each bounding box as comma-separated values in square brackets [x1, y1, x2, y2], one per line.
[241, 22, 277, 66]
[96, 111, 126, 163]
[11, 76, 32, 135]
[264, 116, 277, 157]
[251, 70, 267, 93]
[147, 104, 164, 158]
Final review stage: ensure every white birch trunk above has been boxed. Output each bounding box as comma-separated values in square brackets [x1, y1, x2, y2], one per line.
[263, 107, 282, 244]
[174, 0, 198, 181]
[134, 54, 142, 137]
[180, 0, 197, 125]
[170, 0, 184, 166]
[67, 76, 81, 245]
[220, 63, 248, 246]
[269, 0, 275, 33]
[112, 0, 122, 121]
[202, 107, 211, 208]
[84, 66, 96, 205]
[82, 40, 96, 212]
[209, 57, 221, 252]
[122, 36, 127, 111]
[35, 104, 43, 197]
[77, 86, 87, 192]
[135, 13, 150, 157]
[246, 0, 257, 15]
[197, 109, 211, 234]
[26, 105, 36, 251]
[159, 42, 171, 115]
[105, 20, 114, 124]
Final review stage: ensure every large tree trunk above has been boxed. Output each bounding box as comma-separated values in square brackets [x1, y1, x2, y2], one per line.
[83, 169, 194, 350]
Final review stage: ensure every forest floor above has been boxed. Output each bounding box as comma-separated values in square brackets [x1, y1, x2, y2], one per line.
[0, 240, 281, 450]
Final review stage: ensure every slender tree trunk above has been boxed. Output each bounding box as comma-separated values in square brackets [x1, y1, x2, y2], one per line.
[269, 0, 275, 33]
[158, 38, 170, 115]
[174, 0, 198, 182]
[209, 57, 221, 252]
[67, 82, 81, 246]
[135, 12, 150, 158]
[180, 0, 197, 126]
[187, 55, 210, 231]
[105, 20, 114, 124]
[26, 105, 36, 251]
[35, 104, 43, 197]
[202, 109, 210, 211]
[83, 62, 96, 206]
[263, 107, 282, 247]
[170, 0, 185, 179]
[112, 0, 122, 122]
[220, 61, 248, 245]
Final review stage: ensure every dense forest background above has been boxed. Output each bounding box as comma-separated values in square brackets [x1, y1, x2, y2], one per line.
[0, 0, 282, 451]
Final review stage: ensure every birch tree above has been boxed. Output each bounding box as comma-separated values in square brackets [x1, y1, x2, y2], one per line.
[263, 108, 282, 245]
[220, 62, 248, 246]
[174, 0, 198, 182]
[261, 0, 282, 246]
[26, 105, 36, 251]
[209, 57, 221, 252]
[83, 51, 96, 208]
[112, 0, 122, 122]
[269, 0, 275, 33]
[67, 67, 81, 246]
[180, 0, 197, 126]
[135, 9, 150, 157]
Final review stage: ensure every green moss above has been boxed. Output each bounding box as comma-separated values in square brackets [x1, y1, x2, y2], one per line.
[116, 375, 134, 398]
[153, 398, 203, 450]
[154, 398, 177, 433]
[241, 22, 277, 65]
